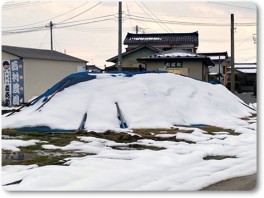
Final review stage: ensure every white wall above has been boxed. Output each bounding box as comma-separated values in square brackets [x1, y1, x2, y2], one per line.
[2, 52, 86, 103]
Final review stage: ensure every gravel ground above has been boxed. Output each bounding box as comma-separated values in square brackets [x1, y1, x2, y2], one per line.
[201, 173, 257, 191]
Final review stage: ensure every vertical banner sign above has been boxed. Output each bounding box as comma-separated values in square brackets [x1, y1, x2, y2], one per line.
[2, 59, 24, 106]
[3, 60, 12, 106]
[10, 59, 24, 106]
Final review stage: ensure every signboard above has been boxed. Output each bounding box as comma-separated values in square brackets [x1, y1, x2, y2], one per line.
[167, 68, 189, 75]
[2, 59, 24, 106]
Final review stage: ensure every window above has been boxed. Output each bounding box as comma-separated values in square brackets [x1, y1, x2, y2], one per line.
[165, 61, 182, 68]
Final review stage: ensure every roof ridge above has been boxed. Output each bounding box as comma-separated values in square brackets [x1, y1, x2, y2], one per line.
[2, 45, 87, 63]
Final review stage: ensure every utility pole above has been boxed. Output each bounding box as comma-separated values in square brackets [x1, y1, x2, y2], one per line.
[118, 1, 122, 71]
[50, 21, 53, 51]
[230, 14, 235, 93]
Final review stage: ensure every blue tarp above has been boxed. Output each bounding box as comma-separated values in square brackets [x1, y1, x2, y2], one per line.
[30, 71, 169, 106]
[31, 72, 96, 105]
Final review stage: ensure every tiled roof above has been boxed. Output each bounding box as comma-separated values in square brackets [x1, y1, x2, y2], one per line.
[2, 45, 87, 63]
[124, 32, 199, 46]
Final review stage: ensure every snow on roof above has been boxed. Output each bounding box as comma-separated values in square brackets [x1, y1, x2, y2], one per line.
[235, 63, 257, 68]
[232, 63, 257, 74]
[208, 55, 226, 60]
[2, 73, 255, 131]
[148, 49, 205, 58]
[133, 37, 162, 41]
[158, 51, 198, 58]
[237, 69, 257, 74]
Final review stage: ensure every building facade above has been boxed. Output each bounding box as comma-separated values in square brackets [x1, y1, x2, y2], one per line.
[2, 45, 87, 106]
[137, 49, 214, 82]
[198, 52, 229, 85]
[107, 32, 199, 72]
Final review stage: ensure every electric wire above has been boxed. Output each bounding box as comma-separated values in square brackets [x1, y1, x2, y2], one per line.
[57, 2, 102, 24]
[208, 2, 256, 10]
[135, 2, 169, 33]
[128, 14, 256, 26]
[141, 1, 173, 32]
[3, 2, 90, 29]
[2, 1, 50, 10]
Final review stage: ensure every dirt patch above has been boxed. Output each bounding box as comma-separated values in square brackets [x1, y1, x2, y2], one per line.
[197, 126, 238, 135]
[203, 155, 236, 160]
[202, 173, 257, 191]
[110, 143, 165, 151]
[78, 130, 142, 143]
[241, 113, 257, 121]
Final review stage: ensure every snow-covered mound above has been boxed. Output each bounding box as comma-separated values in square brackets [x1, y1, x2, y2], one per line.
[2, 73, 255, 131]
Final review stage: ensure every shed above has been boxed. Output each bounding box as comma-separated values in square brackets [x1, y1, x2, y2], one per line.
[2, 45, 87, 106]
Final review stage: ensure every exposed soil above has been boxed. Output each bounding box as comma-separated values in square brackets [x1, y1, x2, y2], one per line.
[202, 173, 257, 191]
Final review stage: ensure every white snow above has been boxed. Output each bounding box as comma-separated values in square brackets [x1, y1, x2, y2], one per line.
[1, 72, 257, 191]
[249, 103, 257, 110]
[158, 50, 198, 57]
[2, 140, 44, 152]
[2, 122, 256, 191]
[1, 73, 255, 131]
[237, 68, 256, 74]
[208, 55, 226, 60]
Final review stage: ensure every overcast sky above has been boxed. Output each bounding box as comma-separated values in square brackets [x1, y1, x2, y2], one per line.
[1, 0, 257, 68]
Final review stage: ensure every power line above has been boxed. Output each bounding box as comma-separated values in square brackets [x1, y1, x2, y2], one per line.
[57, 2, 102, 24]
[56, 18, 115, 29]
[2, 14, 116, 35]
[55, 14, 116, 26]
[208, 2, 256, 10]
[141, 1, 173, 32]
[125, 2, 133, 31]
[2, 17, 116, 36]
[2, 1, 50, 10]
[128, 14, 256, 26]
[135, 2, 170, 33]
[127, 11, 256, 20]
[3, 2, 90, 29]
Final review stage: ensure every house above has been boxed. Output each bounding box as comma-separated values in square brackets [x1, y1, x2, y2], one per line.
[106, 44, 161, 72]
[226, 63, 257, 93]
[106, 31, 199, 71]
[197, 52, 229, 85]
[2, 45, 87, 106]
[137, 49, 214, 82]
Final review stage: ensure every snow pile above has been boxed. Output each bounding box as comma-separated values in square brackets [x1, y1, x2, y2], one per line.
[249, 103, 257, 111]
[2, 73, 255, 131]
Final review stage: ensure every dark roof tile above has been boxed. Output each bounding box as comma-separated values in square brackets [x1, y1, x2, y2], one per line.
[124, 32, 199, 46]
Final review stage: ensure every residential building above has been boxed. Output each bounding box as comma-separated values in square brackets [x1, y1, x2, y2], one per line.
[137, 49, 214, 82]
[106, 31, 199, 71]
